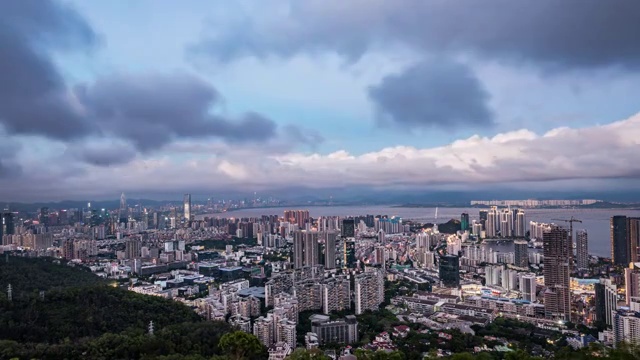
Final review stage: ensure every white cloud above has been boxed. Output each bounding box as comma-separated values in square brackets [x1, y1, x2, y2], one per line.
[2, 112, 640, 201]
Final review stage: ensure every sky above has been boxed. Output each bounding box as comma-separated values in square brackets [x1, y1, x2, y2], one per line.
[1, 0, 640, 202]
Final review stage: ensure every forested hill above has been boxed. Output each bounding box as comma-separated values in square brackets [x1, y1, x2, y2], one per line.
[0, 256, 104, 294]
[0, 257, 266, 360]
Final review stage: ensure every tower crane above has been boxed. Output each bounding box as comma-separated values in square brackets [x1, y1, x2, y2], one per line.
[551, 216, 583, 243]
[552, 217, 583, 270]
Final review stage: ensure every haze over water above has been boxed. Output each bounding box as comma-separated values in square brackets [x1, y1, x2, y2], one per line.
[198, 206, 640, 258]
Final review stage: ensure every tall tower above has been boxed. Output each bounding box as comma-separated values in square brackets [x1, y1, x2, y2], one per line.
[119, 193, 128, 223]
[611, 216, 629, 266]
[460, 213, 470, 232]
[324, 231, 337, 269]
[515, 210, 526, 237]
[293, 230, 319, 269]
[576, 230, 589, 270]
[543, 226, 571, 321]
[486, 207, 497, 238]
[183, 194, 192, 222]
[514, 240, 529, 268]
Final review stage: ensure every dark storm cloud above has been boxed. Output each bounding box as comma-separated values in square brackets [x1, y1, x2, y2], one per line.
[0, 1, 278, 161]
[193, 0, 640, 69]
[369, 60, 493, 128]
[75, 73, 278, 152]
[0, 0, 97, 140]
[65, 142, 138, 167]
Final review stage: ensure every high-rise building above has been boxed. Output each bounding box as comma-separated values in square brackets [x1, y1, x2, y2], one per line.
[311, 314, 358, 345]
[39, 207, 50, 227]
[611, 216, 640, 266]
[344, 240, 356, 269]
[354, 269, 384, 315]
[341, 219, 355, 238]
[119, 193, 128, 224]
[576, 230, 589, 269]
[479, 210, 488, 229]
[519, 273, 537, 302]
[460, 213, 470, 232]
[514, 240, 528, 268]
[439, 255, 460, 288]
[0, 212, 14, 239]
[626, 267, 640, 306]
[500, 209, 513, 237]
[612, 216, 629, 266]
[485, 265, 502, 286]
[183, 194, 192, 222]
[284, 210, 310, 229]
[125, 239, 141, 259]
[594, 278, 618, 328]
[501, 269, 519, 290]
[253, 315, 275, 347]
[324, 231, 337, 269]
[613, 309, 640, 347]
[486, 207, 498, 238]
[322, 277, 351, 314]
[514, 210, 526, 237]
[543, 226, 571, 321]
[294, 280, 322, 312]
[293, 230, 320, 269]
[276, 320, 297, 350]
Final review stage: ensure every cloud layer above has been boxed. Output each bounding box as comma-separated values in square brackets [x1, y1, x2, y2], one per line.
[369, 59, 493, 129]
[194, 0, 640, 69]
[2, 0, 640, 201]
[4, 113, 640, 201]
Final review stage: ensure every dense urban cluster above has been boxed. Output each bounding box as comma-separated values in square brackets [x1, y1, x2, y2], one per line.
[2, 195, 640, 359]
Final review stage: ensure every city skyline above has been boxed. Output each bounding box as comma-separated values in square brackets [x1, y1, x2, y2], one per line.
[2, 1, 640, 201]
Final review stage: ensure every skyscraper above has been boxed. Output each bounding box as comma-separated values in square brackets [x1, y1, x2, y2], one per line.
[595, 278, 617, 328]
[486, 208, 497, 238]
[183, 194, 192, 222]
[500, 209, 513, 237]
[39, 207, 50, 227]
[0, 212, 14, 239]
[460, 213, 470, 232]
[625, 266, 640, 306]
[479, 210, 488, 230]
[439, 255, 460, 288]
[293, 230, 319, 269]
[515, 210, 526, 237]
[284, 210, 310, 228]
[576, 230, 589, 270]
[354, 269, 384, 315]
[611, 216, 640, 266]
[514, 240, 528, 268]
[543, 226, 571, 321]
[324, 231, 337, 269]
[341, 219, 355, 238]
[119, 193, 128, 224]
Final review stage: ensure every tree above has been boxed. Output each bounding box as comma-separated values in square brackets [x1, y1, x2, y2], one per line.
[219, 331, 264, 360]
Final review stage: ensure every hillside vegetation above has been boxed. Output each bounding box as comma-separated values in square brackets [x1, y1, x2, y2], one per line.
[0, 257, 265, 360]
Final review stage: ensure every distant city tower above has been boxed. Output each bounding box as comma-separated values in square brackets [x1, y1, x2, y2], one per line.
[119, 192, 128, 223]
[183, 194, 192, 222]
